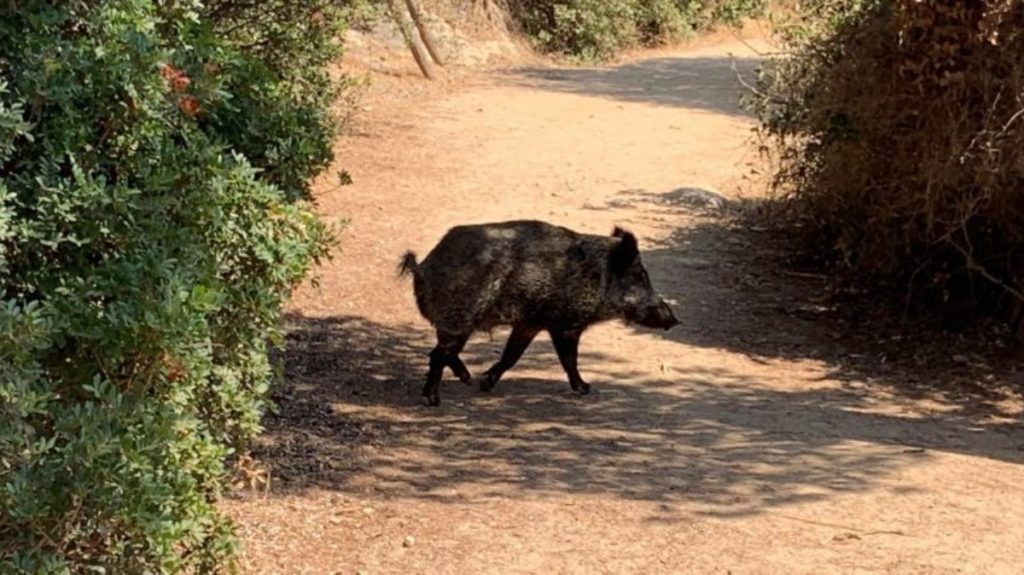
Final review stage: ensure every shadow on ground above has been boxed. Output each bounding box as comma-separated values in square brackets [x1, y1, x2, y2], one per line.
[505, 56, 762, 115]
[248, 307, 1023, 519]
[590, 187, 1024, 411]
[241, 187, 1024, 519]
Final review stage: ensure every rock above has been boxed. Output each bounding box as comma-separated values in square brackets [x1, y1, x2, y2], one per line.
[661, 186, 729, 211]
[403, 535, 416, 548]
[952, 354, 969, 364]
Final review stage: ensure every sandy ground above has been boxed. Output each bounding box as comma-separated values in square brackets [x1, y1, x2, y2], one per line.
[221, 30, 1024, 575]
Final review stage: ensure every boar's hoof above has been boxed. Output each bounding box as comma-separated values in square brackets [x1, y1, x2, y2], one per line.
[477, 373, 498, 392]
[571, 381, 592, 395]
[422, 386, 441, 407]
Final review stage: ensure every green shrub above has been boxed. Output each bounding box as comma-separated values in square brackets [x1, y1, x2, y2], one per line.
[635, 0, 692, 44]
[506, 0, 766, 59]
[0, 1, 342, 571]
[751, 0, 1024, 323]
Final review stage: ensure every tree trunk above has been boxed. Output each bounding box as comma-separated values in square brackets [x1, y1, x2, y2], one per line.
[404, 0, 444, 66]
[386, 0, 436, 80]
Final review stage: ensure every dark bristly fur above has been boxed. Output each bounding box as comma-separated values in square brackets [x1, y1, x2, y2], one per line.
[399, 219, 678, 406]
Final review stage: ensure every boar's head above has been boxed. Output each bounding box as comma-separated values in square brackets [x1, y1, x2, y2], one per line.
[606, 227, 679, 331]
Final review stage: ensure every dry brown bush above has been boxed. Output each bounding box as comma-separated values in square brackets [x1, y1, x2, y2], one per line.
[752, 1, 1024, 326]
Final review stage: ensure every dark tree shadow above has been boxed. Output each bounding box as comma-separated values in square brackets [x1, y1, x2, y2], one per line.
[593, 187, 1024, 415]
[246, 305, 1024, 519]
[584, 186, 731, 215]
[504, 56, 762, 115]
[241, 187, 1024, 520]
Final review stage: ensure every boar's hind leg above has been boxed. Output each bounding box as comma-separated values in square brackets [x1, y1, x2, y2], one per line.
[448, 355, 473, 385]
[549, 329, 590, 394]
[445, 335, 474, 385]
[478, 324, 540, 392]
[422, 331, 471, 407]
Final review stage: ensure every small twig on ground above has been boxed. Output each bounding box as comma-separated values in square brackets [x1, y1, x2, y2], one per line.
[778, 514, 911, 537]
[781, 270, 830, 280]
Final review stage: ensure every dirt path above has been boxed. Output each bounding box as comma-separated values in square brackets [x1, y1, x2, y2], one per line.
[222, 35, 1024, 575]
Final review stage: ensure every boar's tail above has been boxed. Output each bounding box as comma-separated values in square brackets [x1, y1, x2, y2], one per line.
[397, 251, 419, 278]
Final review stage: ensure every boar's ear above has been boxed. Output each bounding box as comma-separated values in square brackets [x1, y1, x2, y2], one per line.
[609, 227, 639, 273]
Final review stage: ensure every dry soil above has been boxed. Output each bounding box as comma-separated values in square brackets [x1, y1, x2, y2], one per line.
[221, 30, 1024, 575]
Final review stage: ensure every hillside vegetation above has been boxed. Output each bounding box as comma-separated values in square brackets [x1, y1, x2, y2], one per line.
[500, 0, 764, 59]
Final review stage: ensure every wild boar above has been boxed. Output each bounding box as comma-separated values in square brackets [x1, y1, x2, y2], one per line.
[399, 220, 678, 406]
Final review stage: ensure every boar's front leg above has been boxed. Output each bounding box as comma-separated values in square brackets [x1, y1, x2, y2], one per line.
[549, 329, 590, 394]
[478, 323, 540, 392]
[423, 331, 471, 406]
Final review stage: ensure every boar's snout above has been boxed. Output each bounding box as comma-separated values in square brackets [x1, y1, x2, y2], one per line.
[637, 300, 679, 330]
